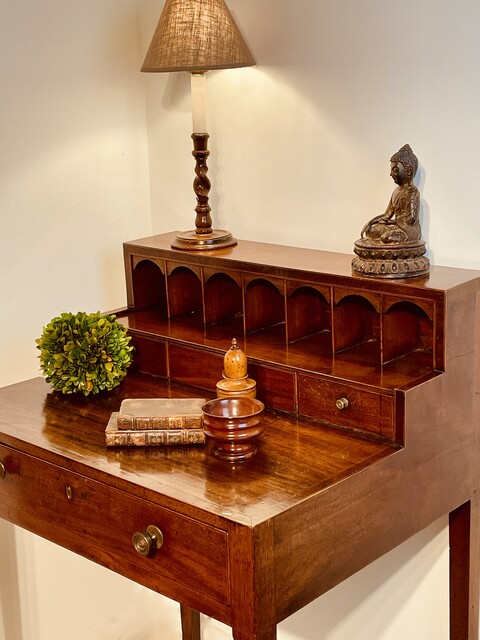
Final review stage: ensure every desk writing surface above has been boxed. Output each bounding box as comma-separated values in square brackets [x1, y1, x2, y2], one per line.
[0, 373, 395, 527]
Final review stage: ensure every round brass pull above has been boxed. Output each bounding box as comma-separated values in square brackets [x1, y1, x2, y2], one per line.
[336, 397, 349, 411]
[0, 461, 5, 479]
[132, 525, 164, 557]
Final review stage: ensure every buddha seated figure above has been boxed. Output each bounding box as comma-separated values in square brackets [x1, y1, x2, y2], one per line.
[352, 144, 429, 278]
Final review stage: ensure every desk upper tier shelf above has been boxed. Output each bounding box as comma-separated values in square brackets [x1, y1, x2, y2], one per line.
[119, 232, 480, 444]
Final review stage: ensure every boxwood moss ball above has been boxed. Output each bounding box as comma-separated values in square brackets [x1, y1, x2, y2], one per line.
[36, 311, 133, 395]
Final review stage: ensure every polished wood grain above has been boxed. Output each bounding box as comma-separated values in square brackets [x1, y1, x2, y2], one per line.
[0, 375, 394, 527]
[180, 604, 201, 640]
[124, 231, 480, 295]
[204, 272, 243, 325]
[119, 311, 438, 391]
[122, 233, 448, 432]
[297, 374, 395, 440]
[132, 258, 167, 315]
[1, 236, 479, 640]
[0, 440, 229, 614]
[0, 373, 395, 635]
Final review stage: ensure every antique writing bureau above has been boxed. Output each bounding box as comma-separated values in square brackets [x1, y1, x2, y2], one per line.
[0, 232, 479, 639]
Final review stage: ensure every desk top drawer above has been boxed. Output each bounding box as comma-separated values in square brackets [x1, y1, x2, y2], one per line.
[298, 375, 395, 440]
[0, 445, 229, 606]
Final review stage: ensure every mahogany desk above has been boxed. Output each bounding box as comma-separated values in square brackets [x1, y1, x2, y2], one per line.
[0, 237, 479, 639]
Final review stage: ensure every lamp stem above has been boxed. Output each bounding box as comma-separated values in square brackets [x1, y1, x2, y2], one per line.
[170, 75, 236, 251]
[192, 133, 212, 235]
[191, 72, 208, 133]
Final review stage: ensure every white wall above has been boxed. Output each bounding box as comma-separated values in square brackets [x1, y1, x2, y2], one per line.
[0, 0, 156, 639]
[2, 0, 480, 638]
[0, 0, 152, 386]
[147, 0, 480, 270]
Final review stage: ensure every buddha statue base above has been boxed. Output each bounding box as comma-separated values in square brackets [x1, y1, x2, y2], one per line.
[352, 238, 430, 279]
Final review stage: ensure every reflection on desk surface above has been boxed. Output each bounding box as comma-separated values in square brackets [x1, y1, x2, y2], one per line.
[0, 372, 397, 526]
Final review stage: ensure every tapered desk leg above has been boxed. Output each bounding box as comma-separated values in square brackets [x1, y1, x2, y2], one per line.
[180, 604, 201, 640]
[449, 500, 480, 640]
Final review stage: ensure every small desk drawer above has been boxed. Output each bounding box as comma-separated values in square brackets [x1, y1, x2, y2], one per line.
[298, 375, 394, 440]
[0, 445, 229, 605]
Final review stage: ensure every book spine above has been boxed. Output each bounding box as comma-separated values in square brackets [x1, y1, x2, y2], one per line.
[117, 415, 203, 430]
[106, 428, 205, 447]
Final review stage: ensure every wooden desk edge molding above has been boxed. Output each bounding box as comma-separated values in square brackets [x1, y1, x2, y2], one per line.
[1, 233, 479, 640]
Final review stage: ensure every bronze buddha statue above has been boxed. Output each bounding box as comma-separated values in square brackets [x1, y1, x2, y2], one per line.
[352, 144, 429, 278]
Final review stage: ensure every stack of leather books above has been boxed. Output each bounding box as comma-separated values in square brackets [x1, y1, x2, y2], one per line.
[105, 398, 206, 447]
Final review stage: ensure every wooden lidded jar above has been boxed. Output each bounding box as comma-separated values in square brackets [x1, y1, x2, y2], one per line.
[216, 339, 256, 399]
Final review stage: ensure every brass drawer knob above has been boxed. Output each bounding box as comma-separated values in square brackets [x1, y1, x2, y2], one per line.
[0, 461, 5, 479]
[336, 397, 349, 411]
[132, 525, 164, 557]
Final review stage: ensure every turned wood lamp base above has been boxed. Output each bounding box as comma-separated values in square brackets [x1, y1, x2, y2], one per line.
[171, 133, 237, 252]
[172, 228, 237, 251]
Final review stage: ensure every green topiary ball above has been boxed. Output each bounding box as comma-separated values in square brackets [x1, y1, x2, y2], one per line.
[36, 311, 133, 395]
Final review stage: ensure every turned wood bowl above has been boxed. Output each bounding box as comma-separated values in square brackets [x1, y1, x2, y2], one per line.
[201, 397, 265, 462]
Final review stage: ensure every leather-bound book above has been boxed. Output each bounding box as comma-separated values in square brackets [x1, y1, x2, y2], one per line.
[105, 413, 205, 447]
[116, 398, 205, 430]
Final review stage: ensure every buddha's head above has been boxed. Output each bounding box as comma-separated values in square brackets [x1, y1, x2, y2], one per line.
[390, 144, 418, 185]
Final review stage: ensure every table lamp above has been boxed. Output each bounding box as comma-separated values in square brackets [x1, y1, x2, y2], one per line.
[142, 0, 256, 250]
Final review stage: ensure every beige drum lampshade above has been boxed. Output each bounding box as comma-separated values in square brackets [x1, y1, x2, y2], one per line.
[141, 0, 256, 73]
